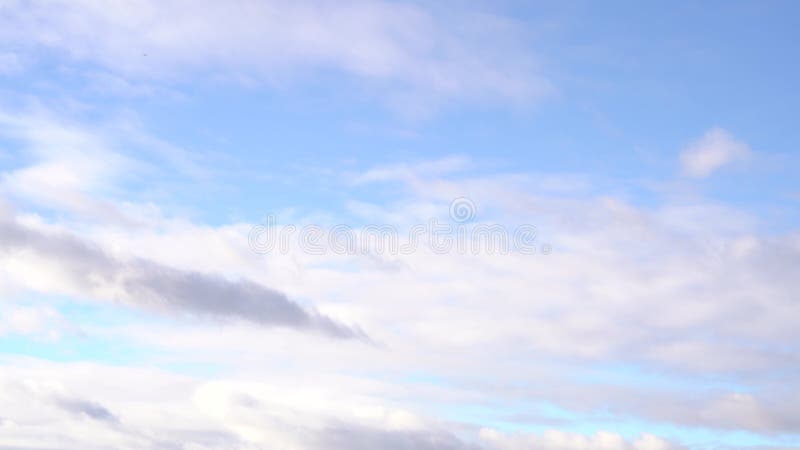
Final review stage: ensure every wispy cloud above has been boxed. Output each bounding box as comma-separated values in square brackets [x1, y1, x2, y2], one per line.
[0, 0, 552, 115]
[0, 207, 366, 340]
[679, 127, 751, 178]
[0, 104, 214, 225]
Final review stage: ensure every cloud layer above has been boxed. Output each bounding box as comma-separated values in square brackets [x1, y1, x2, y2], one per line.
[0, 360, 685, 450]
[0, 207, 365, 340]
[0, 3, 797, 447]
[0, 0, 550, 113]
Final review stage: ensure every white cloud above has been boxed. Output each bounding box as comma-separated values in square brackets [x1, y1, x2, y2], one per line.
[0, 105, 212, 225]
[0, 4, 795, 444]
[0, 206, 365, 339]
[0, 103, 798, 442]
[0, 0, 552, 114]
[0, 360, 245, 449]
[679, 127, 751, 178]
[0, 108, 140, 223]
[354, 156, 471, 185]
[0, 305, 70, 340]
[0, 358, 684, 450]
[479, 428, 682, 450]
[66, 162, 800, 434]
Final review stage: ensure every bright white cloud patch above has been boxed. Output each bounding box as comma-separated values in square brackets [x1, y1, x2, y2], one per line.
[679, 127, 751, 178]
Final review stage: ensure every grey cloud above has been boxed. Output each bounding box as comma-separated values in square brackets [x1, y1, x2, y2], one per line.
[0, 214, 367, 340]
[313, 424, 480, 450]
[54, 396, 118, 423]
[0, 376, 247, 450]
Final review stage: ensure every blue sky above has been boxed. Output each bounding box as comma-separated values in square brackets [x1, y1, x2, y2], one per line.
[0, 1, 799, 449]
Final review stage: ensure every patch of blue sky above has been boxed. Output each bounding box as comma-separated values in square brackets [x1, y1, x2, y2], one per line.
[0, 333, 142, 365]
[573, 363, 753, 393]
[393, 366, 795, 448]
[66, 82, 797, 232]
[0, 294, 150, 365]
[6, 54, 798, 231]
[1, 294, 221, 377]
[384, 365, 782, 447]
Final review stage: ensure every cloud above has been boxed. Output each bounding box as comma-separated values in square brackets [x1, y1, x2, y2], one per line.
[0, 359, 689, 450]
[54, 397, 119, 423]
[0, 123, 132, 223]
[313, 426, 478, 450]
[354, 156, 471, 185]
[0, 364, 246, 449]
[0, 51, 23, 75]
[0, 0, 551, 114]
[479, 428, 683, 450]
[0, 106, 211, 225]
[192, 379, 682, 450]
[679, 127, 751, 178]
[0, 305, 70, 340]
[36, 154, 796, 436]
[0, 101, 797, 443]
[0, 207, 366, 340]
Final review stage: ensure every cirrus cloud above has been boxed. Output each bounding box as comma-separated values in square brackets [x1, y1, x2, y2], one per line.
[0, 0, 552, 115]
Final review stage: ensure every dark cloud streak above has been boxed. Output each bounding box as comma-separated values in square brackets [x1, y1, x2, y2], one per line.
[54, 396, 118, 423]
[0, 213, 367, 340]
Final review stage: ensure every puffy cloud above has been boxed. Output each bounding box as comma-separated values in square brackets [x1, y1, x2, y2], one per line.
[679, 127, 751, 178]
[0, 359, 685, 450]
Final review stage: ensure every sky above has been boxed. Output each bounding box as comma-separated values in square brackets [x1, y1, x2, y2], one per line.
[0, 1, 799, 449]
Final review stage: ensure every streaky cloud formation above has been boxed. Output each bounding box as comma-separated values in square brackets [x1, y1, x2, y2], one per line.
[0, 206, 366, 340]
[54, 396, 119, 423]
[0, 0, 550, 115]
